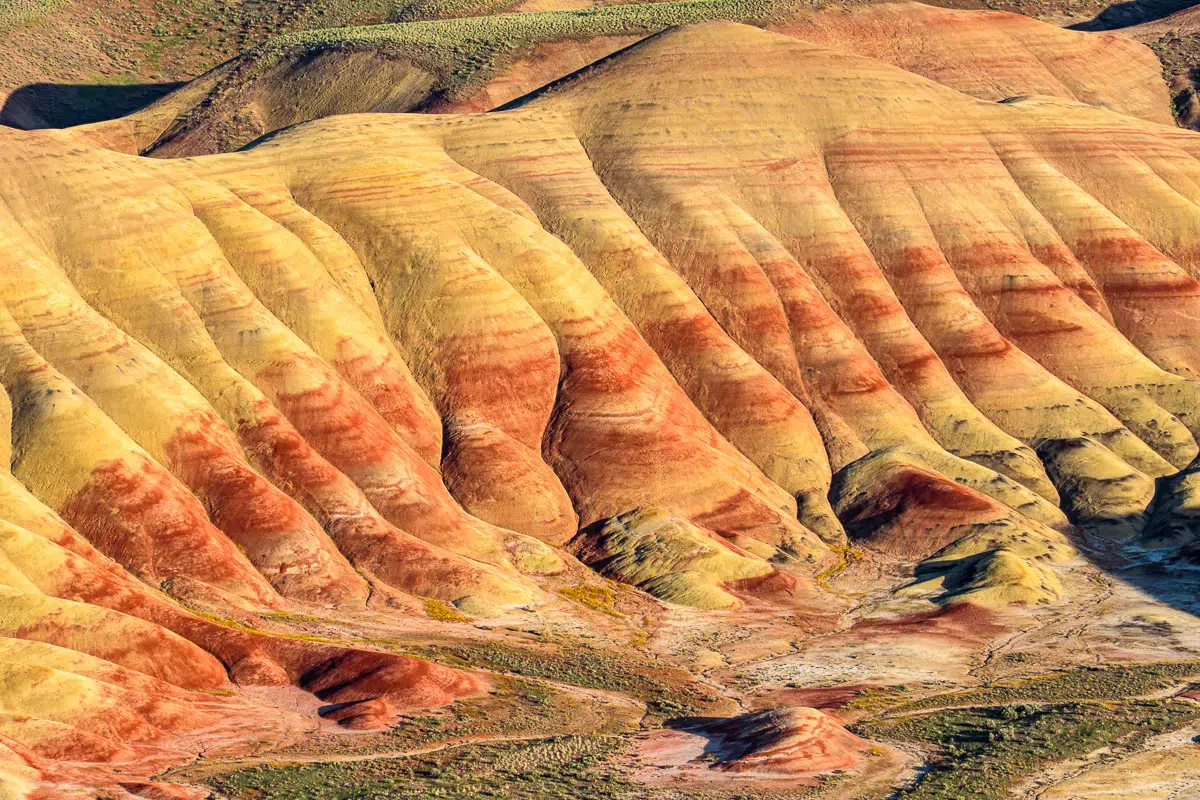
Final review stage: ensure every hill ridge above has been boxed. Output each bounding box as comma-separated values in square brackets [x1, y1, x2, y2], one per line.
[3, 13, 1200, 798]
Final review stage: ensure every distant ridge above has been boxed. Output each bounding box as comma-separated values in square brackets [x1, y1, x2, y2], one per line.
[71, 2, 1172, 156]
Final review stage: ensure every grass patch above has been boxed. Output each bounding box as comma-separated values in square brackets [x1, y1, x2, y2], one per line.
[841, 684, 910, 713]
[421, 640, 725, 717]
[260, 610, 334, 625]
[172, 604, 263, 635]
[422, 597, 473, 622]
[3, 0, 399, 86]
[896, 661, 1200, 713]
[172, 597, 348, 645]
[208, 735, 633, 799]
[558, 584, 622, 618]
[244, 0, 818, 98]
[391, 0, 518, 23]
[375, 676, 572, 748]
[0, 0, 64, 32]
[812, 544, 861, 587]
[854, 699, 1200, 800]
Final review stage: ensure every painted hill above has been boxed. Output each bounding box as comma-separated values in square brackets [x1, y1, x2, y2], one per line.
[5, 9, 1200, 798]
[0, 0, 431, 128]
[75, 1, 1174, 156]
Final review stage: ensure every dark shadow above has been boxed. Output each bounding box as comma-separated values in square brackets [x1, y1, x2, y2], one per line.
[0, 81, 184, 129]
[1048, 485, 1200, 624]
[1080, 511, 1200, 608]
[662, 715, 744, 764]
[1103, 556, 1200, 614]
[662, 710, 788, 766]
[666, 716, 721, 736]
[316, 701, 358, 716]
[1068, 0, 1198, 31]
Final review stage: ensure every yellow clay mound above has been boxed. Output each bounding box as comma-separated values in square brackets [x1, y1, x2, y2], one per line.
[569, 507, 777, 609]
[905, 549, 1066, 608]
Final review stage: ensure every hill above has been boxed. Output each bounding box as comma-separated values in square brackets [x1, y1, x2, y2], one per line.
[4, 12, 1200, 800]
[71, 1, 1174, 156]
[0, 0, 659, 128]
[0, 0, 527, 127]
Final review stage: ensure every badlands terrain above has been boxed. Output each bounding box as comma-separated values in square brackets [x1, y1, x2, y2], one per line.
[4, 0, 1200, 798]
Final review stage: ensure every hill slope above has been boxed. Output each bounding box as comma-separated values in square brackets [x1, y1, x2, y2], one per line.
[1121, 5, 1200, 130]
[77, 1, 1175, 156]
[0, 0, 411, 127]
[5, 15, 1200, 799]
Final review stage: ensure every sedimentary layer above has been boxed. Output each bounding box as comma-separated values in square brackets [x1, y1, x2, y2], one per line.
[3, 16, 1200, 797]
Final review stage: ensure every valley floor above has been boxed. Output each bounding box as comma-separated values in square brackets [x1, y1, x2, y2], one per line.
[159, 524, 1200, 800]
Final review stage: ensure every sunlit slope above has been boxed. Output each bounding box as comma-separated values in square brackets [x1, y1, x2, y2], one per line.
[82, 1, 1175, 156]
[773, 2, 1171, 125]
[10, 20, 1200, 608]
[6, 19, 1200, 793]
[0, 381, 489, 796]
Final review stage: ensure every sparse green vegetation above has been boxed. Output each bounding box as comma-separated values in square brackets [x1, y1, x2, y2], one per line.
[171, 598, 357, 645]
[391, 0, 517, 23]
[855, 699, 1200, 800]
[425, 640, 723, 716]
[260, 610, 334, 625]
[247, 0, 811, 98]
[897, 661, 1200, 712]
[373, 677, 571, 749]
[167, 673, 615, 774]
[0, 0, 63, 33]
[1, 0, 398, 99]
[209, 735, 634, 799]
[443, 642, 656, 691]
[1145, 33, 1200, 125]
[558, 584, 623, 617]
[844, 662, 1200, 800]
[206, 733, 826, 799]
[422, 597, 474, 622]
[841, 684, 910, 713]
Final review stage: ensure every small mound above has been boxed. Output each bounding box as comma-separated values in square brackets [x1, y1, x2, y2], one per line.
[906, 546, 1065, 608]
[690, 707, 868, 776]
[1038, 437, 1155, 539]
[295, 648, 491, 728]
[318, 697, 396, 730]
[835, 450, 1049, 560]
[569, 507, 778, 609]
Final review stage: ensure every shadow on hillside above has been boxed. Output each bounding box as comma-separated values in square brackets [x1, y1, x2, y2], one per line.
[1055, 503, 1200, 622]
[662, 714, 760, 765]
[0, 81, 183, 129]
[1105, 556, 1200, 615]
[1068, 0, 1197, 31]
